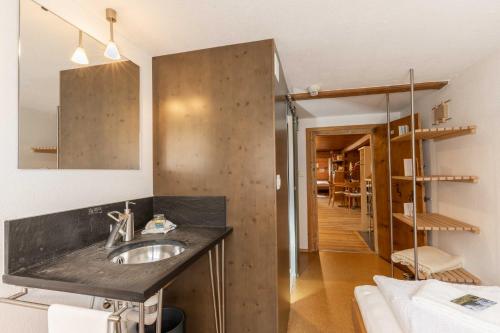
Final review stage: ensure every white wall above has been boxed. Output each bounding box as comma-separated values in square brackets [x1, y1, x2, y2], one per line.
[297, 112, 393, 250]
[402, 51, 500, 285]
[0, 0, 153, 331]
[18, 108, 58, 169]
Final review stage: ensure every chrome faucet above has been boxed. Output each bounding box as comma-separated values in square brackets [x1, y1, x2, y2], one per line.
[105, 201, 136, 248]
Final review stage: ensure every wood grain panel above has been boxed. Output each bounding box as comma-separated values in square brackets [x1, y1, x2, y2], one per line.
[153, 40, 283, 333]
[359, 146, 371, 230]
[59, 61, 139, 169]
[274, 49, 290, 333]
[388, 115, 427, 252]
[371, 124, 391, 259]
[372, 114, 426, 261]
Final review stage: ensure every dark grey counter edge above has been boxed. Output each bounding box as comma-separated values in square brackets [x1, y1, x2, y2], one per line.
[3, 227, 233, 302]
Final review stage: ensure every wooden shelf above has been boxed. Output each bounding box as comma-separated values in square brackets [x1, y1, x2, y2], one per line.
[391, 125, 476, 142]
[393, 213, 480, 233]
[392, 175, 478, 183]
[31, 146, 57, 154]
[332, 160, 344, 163]
[406, 265, 481, 285]
[430, 268, 481, 285]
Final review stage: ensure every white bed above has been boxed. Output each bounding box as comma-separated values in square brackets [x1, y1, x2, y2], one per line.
[353, 276, 500, 333]
[353, 285, 403, 333]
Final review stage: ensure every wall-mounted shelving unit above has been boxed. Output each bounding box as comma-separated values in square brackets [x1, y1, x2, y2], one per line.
[406, 265, 481, 285]
[393, 213, 480, 233]
[392, 175, 478, 183]
[387, 69, 480, 284]
[391, 125, 476, 142]
[31, 146, 57, 154]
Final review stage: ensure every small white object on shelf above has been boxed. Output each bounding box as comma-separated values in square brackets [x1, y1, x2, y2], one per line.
[403, 159, 413, 176]
[404, 203, 414, 217]
[398, 125, 409, 135]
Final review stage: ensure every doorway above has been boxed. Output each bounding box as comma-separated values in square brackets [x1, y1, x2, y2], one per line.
[306, 125, 378, 253]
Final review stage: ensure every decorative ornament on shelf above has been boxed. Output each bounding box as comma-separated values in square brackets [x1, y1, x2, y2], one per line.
[432, 99, 451, 125]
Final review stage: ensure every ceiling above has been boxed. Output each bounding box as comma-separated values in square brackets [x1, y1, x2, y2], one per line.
[75, 0, 500, 117]
[315, 134, 364, 151]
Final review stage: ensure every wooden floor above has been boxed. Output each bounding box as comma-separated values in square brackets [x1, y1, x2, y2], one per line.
[287, 252, 397, 333]
[317, 197, 372, 253]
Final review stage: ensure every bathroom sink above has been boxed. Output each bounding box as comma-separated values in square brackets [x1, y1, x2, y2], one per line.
[108, 240, 186, 265]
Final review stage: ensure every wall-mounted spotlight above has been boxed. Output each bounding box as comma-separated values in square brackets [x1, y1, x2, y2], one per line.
[104, 8, 121, 60]
[71, 30, 89, 65]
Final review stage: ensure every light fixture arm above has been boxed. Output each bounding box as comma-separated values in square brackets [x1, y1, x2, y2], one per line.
[106, 8, 117, 42]
[78, 30, 83, 47]
[104, 8, 121, 60]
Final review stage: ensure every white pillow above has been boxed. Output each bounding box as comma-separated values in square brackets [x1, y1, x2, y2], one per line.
[373, 275, 423, 332]
[354, 285, 403, 333]
[373, 275, 499, 333]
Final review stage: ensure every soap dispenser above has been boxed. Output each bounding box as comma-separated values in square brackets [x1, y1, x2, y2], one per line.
[124, 201, 136, 241]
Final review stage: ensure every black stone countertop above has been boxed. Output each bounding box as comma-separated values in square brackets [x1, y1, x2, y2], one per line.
[3, 226, 232, 302]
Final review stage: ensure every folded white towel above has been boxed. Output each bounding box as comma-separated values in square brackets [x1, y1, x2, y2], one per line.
[412, 280, 500, 331]
[141, 220, 177, 235]
[48, 304, 111, 333]
[391, 246, 463, 276]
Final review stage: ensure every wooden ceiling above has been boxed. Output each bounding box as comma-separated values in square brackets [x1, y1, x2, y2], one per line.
[315, 134, 364, 151]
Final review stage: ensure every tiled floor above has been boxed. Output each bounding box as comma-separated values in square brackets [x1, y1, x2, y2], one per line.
[287, 251, 397, 333]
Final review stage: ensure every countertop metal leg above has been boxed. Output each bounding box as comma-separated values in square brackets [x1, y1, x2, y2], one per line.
[209, 241, 226, 333]
[222, 239, 225, 333]
[209, 248, 220, 333]
[139, 303, 145, 333]
[215, 244, 222, 333]
[156, 289, 164, 333]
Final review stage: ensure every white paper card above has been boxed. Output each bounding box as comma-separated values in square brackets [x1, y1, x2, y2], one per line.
[404, 159, 413, 176]
[404, 203, 414, 217]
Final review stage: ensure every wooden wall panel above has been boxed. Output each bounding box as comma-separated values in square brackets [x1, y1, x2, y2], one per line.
[59, 61, 139, 169]
[388, 115, 427, 252]
[372, 114, 426, 261]
[274, 50, 290, 333]
[153, 40, 284, 333]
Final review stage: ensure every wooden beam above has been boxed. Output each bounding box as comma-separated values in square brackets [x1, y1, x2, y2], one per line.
[342, 134, 370, 153]
[290, 81, 448, 101]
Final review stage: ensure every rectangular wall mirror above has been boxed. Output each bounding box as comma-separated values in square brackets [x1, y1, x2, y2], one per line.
[18, 0, 140, 169]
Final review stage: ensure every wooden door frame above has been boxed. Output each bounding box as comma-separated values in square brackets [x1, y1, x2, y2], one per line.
[306, 124, 379, 252]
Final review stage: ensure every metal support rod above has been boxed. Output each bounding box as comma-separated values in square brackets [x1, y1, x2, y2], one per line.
[156, 289, 164, 333]
[386, 93, 394, 278]
[209, 249, 220, 333]
[113, 301, 122, 333]
[0, 288, 128, 322]
[410, 68, 419, 281]
[215, 244, 222, 333]
[139, 303, 145, 333]
[222, 240, 225, 333]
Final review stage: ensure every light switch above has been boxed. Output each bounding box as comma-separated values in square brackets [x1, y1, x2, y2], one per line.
[276, 174, 281, 190]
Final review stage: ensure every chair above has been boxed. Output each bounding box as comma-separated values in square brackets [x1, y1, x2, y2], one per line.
[329, 171, 345, 207]
[344, 181, 361, 210]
